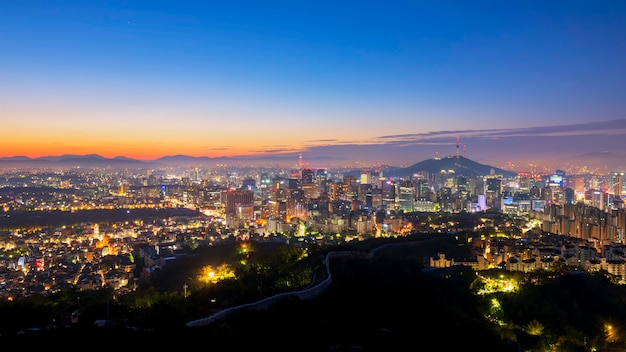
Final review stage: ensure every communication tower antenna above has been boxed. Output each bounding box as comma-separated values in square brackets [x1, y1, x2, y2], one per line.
[456, 135, 460, 160]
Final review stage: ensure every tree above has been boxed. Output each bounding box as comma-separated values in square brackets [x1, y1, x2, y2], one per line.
[526, 320, 544, 336]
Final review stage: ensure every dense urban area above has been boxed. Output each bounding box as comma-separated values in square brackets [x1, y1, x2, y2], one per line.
[1, 155, 626, 351]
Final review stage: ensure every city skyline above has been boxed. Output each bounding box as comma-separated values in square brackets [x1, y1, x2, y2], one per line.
[2, 1, 625, 170]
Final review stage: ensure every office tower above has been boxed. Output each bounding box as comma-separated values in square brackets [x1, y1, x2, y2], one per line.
[301, 168, 314, 184]
[222, 189, 254, 215]
[398, 179, 415, 211]
[612, 172, 624, 198]
[563, 187, 575, 205]
[568, 175, 585, 193]
[360, 170, 371, 185]
[517, 171, 531, 193]
[315, 168, 329, 193]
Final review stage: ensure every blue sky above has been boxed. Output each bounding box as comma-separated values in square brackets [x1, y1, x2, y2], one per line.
[1, 1, 625, 171]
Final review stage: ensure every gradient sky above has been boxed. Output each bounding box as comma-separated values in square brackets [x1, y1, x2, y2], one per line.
[2, 1, 625, 169]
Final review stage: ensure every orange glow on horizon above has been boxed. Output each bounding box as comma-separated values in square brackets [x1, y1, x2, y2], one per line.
[0, 141, 303, 161]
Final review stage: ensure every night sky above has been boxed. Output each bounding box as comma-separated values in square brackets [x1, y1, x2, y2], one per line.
[2, 1, 625, 169]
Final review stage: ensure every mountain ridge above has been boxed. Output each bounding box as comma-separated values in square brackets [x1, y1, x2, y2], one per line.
[0, 154, 518, 174]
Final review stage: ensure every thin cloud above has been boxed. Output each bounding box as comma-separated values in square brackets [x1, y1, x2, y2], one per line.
[307, 139, 339, 143]
[249, 147, 302, 154]
[377, 119, 626, 145]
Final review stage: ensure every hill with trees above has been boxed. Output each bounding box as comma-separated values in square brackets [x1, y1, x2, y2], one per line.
[1, 233, 625, 351]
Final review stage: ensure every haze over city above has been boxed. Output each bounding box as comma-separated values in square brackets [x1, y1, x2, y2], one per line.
[2, 1, 625, 170]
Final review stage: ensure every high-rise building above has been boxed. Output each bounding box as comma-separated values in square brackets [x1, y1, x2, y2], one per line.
[222, 189, 254, 215]
[549, 170, 566, 188]
[359, 170, 371, 185]
[315, 169, 329, 193]
[301, 168, 314, 184]
[568, 175, 585, 193]
[517, 172, 532, 193]
[563, 187, 575, 205]
[585, 189, 608, 211]
[398, 180, 415, 211]
[612, 172, 624, 198]
[315, 169, 328, 183]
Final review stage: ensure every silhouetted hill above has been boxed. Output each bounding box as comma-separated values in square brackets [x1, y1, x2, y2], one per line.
[348, 155, 518, 178]
[0, 155, 145, 169]
[395, 155, 517, 177]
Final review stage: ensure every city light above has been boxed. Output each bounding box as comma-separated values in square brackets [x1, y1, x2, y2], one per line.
[198, 264, 235, 285]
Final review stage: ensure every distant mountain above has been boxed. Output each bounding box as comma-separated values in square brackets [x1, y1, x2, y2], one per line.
[0, 154, 271, 169]
[351, 155, 518, 178]
[0, 154, 519, 174]
[37, 154, 106, 162]
[565, 151, 626, 172]
[154, 155, 233, 166]
[0, 155, 145, 169]
[0, 156, 33, 161]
